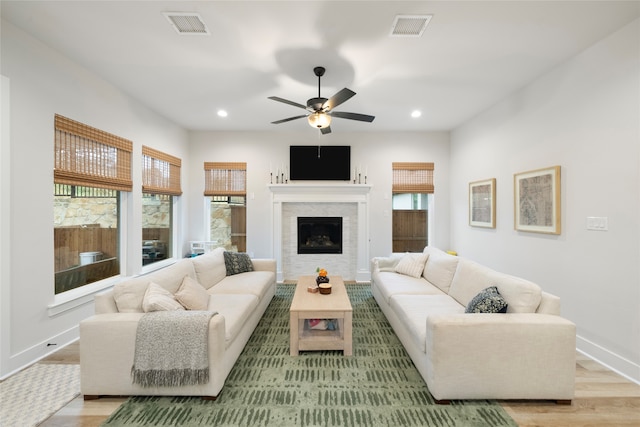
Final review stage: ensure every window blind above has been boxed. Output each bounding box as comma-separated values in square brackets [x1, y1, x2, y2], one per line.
[204, 162, 247, 196]
[392, 162, 434, 194]
[142, 146, 182, 196]
[54, 114, 133, 191]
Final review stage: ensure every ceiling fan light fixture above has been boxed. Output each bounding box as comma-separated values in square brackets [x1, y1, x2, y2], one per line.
[308, 112, 331, 129]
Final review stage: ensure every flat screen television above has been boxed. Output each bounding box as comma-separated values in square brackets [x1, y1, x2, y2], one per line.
[289, 145, 351, 181]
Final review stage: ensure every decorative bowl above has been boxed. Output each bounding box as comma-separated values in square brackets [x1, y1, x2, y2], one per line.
[318, 283, 332, 295]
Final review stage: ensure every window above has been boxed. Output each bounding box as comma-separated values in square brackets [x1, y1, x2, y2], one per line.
[204, 162, 247, 252]
[392, 162, 434, 253]
[142, 146, 182, 266]
[53, 115, 132, 294]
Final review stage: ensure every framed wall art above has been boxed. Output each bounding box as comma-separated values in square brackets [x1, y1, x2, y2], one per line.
[514, 166, 561, 235]
[469, 178, 496, 228]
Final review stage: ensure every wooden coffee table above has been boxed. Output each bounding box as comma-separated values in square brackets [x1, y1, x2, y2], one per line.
[289, 275, 353, 356]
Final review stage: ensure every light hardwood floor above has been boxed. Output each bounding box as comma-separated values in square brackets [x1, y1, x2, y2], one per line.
[37, 341, 640, 427]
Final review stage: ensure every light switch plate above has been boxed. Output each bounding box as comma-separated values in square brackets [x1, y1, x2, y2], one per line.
[587, 217, 608, 231]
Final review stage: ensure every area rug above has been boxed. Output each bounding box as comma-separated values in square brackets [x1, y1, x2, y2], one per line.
[0, 363, 80, 427]
[101, 284, 518, 427]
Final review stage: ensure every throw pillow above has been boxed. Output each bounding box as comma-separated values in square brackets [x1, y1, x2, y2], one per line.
[465, 286, 508, 313]
[175, 275, 210, 311]
[223, 251, 254, 276]
[394, 253, 429, 278]
[142, 282, 185, 312]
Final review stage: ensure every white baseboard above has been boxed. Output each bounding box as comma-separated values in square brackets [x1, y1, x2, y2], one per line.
[577, 334, 640, 385]
[1, 326, 79, 381]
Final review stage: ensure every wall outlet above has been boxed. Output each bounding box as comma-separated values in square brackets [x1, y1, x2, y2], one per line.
[587, 217, 608, 231]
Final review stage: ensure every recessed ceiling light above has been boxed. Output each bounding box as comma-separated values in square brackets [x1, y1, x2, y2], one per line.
[411, 110, 422, 118]
[217, 110, 228, 118]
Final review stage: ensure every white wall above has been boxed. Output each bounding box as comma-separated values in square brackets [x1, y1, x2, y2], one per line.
[187, 130, 451, 260]
[0, 21, 190, 377]
[450, 19, 640, 382]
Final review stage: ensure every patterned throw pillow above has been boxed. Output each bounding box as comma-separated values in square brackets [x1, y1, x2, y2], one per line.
[465, 286, 508, 313]
[223, 251, 254, 276]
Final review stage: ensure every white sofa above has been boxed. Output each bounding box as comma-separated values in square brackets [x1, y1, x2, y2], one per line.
[371, 246, 576, 403]
[80, 247, 276, 399]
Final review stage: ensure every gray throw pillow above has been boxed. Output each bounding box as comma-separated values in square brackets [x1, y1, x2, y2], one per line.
[223, 251, 254, 276]
[465, 286, 508, 313]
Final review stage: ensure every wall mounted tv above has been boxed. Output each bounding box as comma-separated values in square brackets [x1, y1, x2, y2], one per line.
[289, 145, 351, 181]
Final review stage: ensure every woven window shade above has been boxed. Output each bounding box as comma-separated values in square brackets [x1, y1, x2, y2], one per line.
[142, 146, 182, 196]
[54, 114, 133, 191]
[392, 162, 434, 194]
[204, 162, 247, 196]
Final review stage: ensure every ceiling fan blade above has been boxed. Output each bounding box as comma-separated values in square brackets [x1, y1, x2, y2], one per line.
[268, 96, 307, 110]
[322, 88, 356, 111]
[271, 115, 307, 124]
[330, 111, 375, 122]
[320, 126, 332, 135]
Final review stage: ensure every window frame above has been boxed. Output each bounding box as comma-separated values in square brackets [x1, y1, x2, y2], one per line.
[140, 146, 182, 270]
[52, 115, 132, 305]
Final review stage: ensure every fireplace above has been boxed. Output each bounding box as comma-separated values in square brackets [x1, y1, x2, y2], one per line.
[297, 217, 342, 254]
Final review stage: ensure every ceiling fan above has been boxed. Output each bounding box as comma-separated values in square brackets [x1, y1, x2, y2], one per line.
[268, 66, 375, 135]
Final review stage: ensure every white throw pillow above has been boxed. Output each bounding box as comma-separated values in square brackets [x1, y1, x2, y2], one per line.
[142, 282, 185, 312]
[394, 253, 429, 278]
[175, 275, 210, 310]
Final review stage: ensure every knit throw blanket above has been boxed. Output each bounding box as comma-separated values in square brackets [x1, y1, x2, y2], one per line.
[131, 310, 217, 388]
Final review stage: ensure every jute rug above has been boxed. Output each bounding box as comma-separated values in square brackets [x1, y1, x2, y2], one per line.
[0, 363, 80, 426]
[101, 284, 518, 427]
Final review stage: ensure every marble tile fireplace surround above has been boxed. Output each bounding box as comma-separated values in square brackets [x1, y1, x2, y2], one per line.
[268, 184, 372, 282]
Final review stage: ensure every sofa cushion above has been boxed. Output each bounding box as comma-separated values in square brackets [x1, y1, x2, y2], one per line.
[390, 294, 465, 352]
[465, 286, 508, 313]
[422, 247, 459, 294]
[223, 251, 254, 276]
[192, 248, 227, 290]
[113, 259, 198, 313]
[394, 253, 429, 278]
[145, 258, 198, 294]
[208, 293, 259, 346]
[448, 259, 542, 313]
[142, 282, 185, 312]
[374, 271, 445, 304]
[209, 271, 275, 300]
[175, 276, 210, 310]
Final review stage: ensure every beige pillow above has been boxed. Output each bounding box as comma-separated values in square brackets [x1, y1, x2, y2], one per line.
[175, 275, 210, 310]
[142, 282, 185, 312]
[395, 253, 429, 278]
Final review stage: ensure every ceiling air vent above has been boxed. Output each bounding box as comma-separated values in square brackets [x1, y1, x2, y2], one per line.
[390, 15, 432, 37]
[163, 12, 210, 35]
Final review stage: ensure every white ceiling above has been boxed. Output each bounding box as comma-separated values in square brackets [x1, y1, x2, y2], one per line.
[2, 1, 638, 133]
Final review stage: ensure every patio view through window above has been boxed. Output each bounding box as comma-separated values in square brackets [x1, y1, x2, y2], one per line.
[54, 185, 120, 294]
[392, 162, 434, 253]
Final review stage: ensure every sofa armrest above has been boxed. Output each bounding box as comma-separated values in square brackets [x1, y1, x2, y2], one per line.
[94, 289, 118, 314]
[251, 258, 276, 273]
[80, 312, 227, 396]
[425, 313, 576, 400]
[371, 255, 403, 272]
[537, 291, 561, 315]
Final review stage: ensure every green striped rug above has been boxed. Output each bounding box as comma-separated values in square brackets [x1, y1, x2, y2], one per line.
[101, 284, 517, 427]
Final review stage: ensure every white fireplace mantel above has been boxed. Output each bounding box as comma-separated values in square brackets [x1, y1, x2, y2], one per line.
[268, 184, 372, 282]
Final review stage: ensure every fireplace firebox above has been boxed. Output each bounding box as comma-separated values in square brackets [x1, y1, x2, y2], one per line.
[297, 217, 342, 254]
